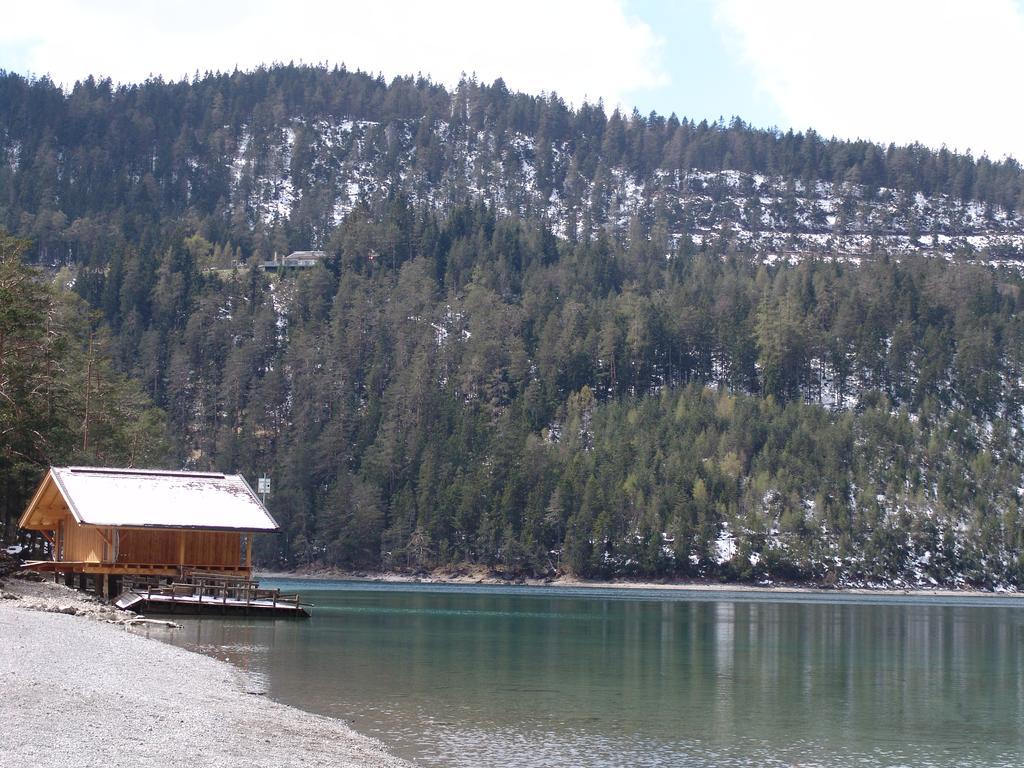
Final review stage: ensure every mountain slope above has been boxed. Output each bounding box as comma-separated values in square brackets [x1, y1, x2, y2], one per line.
[3, 65, 1024, 588]
[3, 66, 1023, 266]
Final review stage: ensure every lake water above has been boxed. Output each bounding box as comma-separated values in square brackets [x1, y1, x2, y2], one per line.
[149, 579, 1024, 767]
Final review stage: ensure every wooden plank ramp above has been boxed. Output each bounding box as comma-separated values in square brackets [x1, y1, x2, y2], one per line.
[114, 592, 146, 611]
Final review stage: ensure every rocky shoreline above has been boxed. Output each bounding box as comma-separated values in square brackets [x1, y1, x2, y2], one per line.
[0, 575, 412, 768]
[257, 564, 1024, 600]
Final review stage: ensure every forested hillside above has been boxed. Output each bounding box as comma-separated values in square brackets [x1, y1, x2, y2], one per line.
[4, 65, 1024, 264]
[3, 65, 1024, 588]
[0, 232, 166, 537]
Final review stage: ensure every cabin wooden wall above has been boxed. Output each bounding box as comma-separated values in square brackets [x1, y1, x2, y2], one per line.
[185, 531, 242, 567]
[29, 498, 243, 569]
[118, 529, 241, 567]
[62, 517, 106, 563]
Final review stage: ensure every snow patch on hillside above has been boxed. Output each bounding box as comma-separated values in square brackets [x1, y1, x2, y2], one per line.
[225, 117, 1024, 264]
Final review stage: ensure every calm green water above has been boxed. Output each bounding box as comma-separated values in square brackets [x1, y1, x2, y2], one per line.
[148, 580, 1024, 767]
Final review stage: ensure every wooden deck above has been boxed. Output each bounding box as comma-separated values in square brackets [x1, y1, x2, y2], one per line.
[115, 574, 310, 618]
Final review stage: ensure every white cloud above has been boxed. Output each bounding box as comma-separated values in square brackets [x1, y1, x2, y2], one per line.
[715, 0, 1024, 160]
[0, 0, 666, 109]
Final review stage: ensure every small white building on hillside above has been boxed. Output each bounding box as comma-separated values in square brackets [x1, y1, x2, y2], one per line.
[260, 250, 327, 271]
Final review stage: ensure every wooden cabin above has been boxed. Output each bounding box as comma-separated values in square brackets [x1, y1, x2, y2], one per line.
[18, 467, 278, 594]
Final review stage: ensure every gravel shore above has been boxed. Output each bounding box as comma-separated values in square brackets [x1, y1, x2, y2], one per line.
[0, 578, 412, 768]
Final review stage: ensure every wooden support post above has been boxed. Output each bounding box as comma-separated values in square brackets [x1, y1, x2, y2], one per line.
[245, 535, 253, 570]
[178, 532, 186, 569]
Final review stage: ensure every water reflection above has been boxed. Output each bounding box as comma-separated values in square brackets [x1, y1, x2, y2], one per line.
[147, 584, 1024, 767]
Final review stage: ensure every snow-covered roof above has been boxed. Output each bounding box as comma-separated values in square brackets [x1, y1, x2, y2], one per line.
[286, 250, 326, 260]
[26, 467, 279, 531]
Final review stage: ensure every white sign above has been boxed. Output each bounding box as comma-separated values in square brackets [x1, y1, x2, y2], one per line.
[258, 477, 271, 495]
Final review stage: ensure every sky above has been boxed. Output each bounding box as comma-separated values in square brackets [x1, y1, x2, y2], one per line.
[2, 0, 1023, 160]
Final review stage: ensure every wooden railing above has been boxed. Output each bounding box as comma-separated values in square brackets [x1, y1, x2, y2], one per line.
[124, 573, 305, 611]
